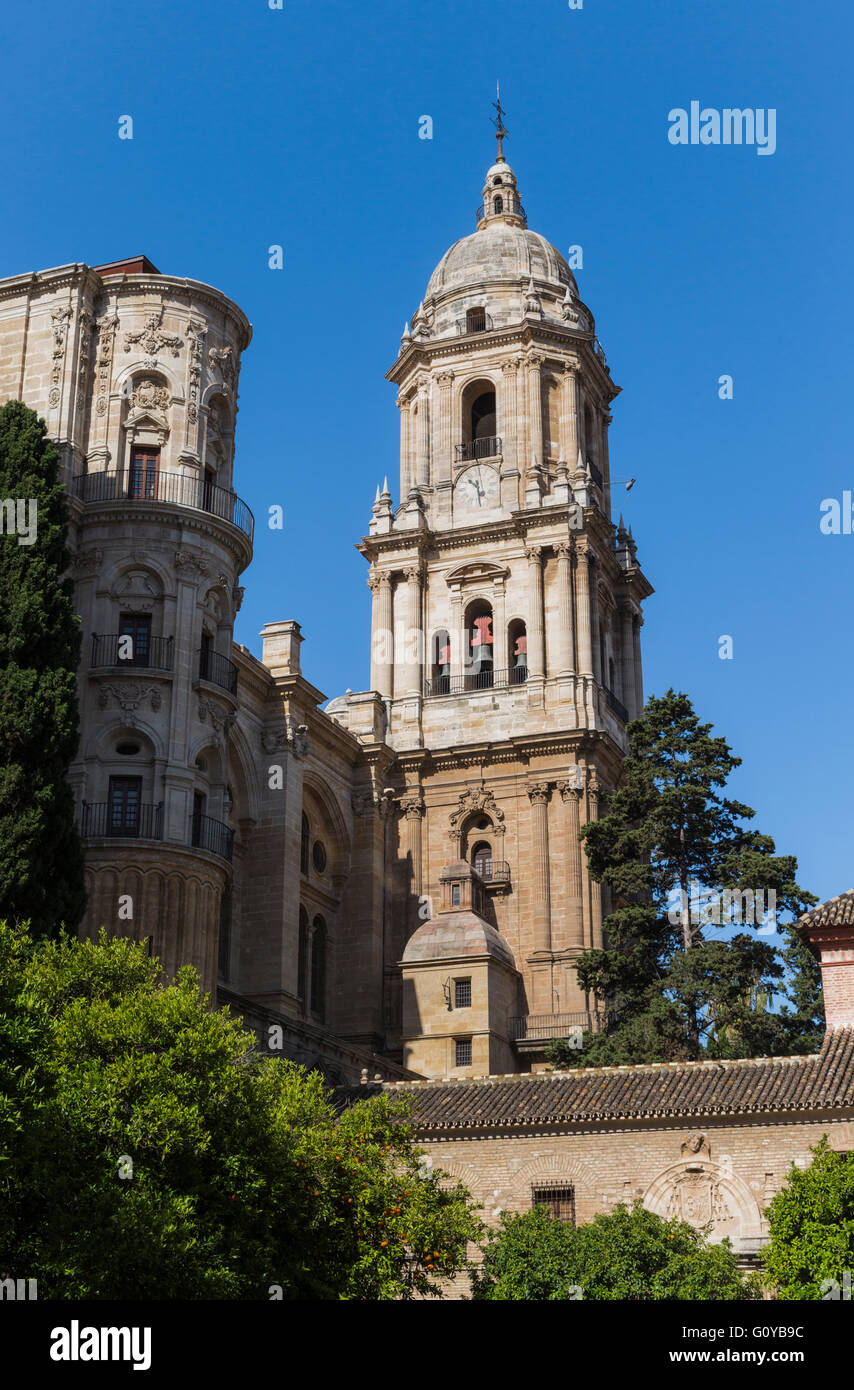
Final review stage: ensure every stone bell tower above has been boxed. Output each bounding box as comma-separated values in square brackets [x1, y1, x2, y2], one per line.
[343, 106, 654, 1075]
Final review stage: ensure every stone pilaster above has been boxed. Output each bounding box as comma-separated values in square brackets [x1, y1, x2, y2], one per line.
[557, 777, 585, 949]
[527, 353, 544, 464]
[526, 545, 545, 679]
[554, 543, 574, 677]
[416, 375, 430, 487]
[528, 781, 552, 953]
[620, 604, 636, 718]
[561, 363, 579, 464]
[403, 564, 423, 695]
[574, 544, 594, 678]
[369, 570, 394, 697]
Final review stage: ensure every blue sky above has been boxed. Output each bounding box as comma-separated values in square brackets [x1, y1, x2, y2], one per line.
[2, 0, 852, 908]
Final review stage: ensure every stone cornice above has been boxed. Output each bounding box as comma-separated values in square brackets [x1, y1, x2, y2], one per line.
[74, 499, 252, 573]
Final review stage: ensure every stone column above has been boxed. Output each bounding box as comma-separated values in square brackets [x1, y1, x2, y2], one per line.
[574, 545, 594, 677]
[586, 770, 603, 949]
[528, 782, 552, 952]
[526, 545, 545, 679]
[620, 605, 636, 718]
[401, 790, 425, 933]
[492, 577, 507, 674]
[449, 584, 464, 682]
[554, 543, 574, 676]
[500, 358, 519, 473]
[633, 614, 644, 717]
[590, 560, 602, 684]
[561, 363, 579, 464]
[416, 375, 430, 487]
[398, 394, 410, 496]
[403, 564, 423, 694]
[436, 372, 454, 480]
[557, 778, 585, 948]
[369, 570, 393, 697]
[527, 354, 544, 464]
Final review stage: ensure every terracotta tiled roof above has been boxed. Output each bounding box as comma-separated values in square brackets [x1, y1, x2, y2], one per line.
[337, 1030, 854, 1130]
[799, 890, 854, 929]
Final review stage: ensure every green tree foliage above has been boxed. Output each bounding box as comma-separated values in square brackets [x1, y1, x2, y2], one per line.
[764, 1139, 854, 1299]
[0, 400, 85, 935]
[471, 1203, 759, 1300]
[548, 691, 820, 1067]
[0, 921, 481, 1299]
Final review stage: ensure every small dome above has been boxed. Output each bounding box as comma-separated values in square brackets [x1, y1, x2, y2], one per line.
[425, 222, 576, 301]
[402, 913, 516, 969]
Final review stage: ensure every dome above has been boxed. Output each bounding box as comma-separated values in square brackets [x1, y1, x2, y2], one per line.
[402, 912, 516, 969]
[425, 222, 576, 301]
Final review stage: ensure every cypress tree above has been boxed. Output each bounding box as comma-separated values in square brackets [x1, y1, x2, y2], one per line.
[0, 400, 85, 935]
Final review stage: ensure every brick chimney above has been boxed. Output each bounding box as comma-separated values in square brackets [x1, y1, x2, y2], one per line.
[798, 891, 854, 1030]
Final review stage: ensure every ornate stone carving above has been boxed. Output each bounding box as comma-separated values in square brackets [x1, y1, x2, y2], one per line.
[401, 791, 425, 820]
[130, 376, 170, 414]
[208, 345, 234, 383]
[174, 550, 210, 577]
[49, 305, 72, 406]
[448, 786, 506, 842]
[76, 312, 94, 413]
[71, 547, 103, 574]
[94, 311, 119, 417]
[260, 720, 309, 759]
[97, 682, 161, 713]
[681, 1133, 711, 1159]
[233, 584, 245, 612]
[123, 307, 183, 358]
[527, 781, 551, 805]
[350, 791, 378, 818]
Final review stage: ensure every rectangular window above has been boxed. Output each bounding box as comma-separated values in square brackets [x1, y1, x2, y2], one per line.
[119, 613, 152, 665]
[452, 884, 461, 907]
[454, 978, 472, 1009]
[191, 790, 206, 847]
[107, 776, 142, 835]
[455, 1039, 472, 1067]
[532, 1185, 576, 1224]
[129, 447, 160, 500]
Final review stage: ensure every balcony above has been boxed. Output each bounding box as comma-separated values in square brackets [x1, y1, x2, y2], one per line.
[197, 647, 238, 695]
[475, 859, 511, 887]
[80, 801, 164, 841]
[73, 468, 254, 541]
[191, 813, 235, 864]
[455, 310, 494, 336]
[510, 1011, 614, 1045]
[91, 633, 174, 672]
[425, 666, 526, 697]
[455, 436, 502, 464]
[605, 689, 629, 723]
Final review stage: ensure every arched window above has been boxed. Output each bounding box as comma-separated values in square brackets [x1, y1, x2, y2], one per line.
[465, 600, 494, 690]
[466, 306, 488, 334]
[471, 841, 492, 881]
[311, 915, 326, 1019]
[430, 629, 451, 695]
[471, 390, 496, 441]
[300, 813, 310, 876]
[542, 376, 561, 460]
[493, 195, 503, 214]
[298, 905, 309, 1006]
[508, 619, 527, 684]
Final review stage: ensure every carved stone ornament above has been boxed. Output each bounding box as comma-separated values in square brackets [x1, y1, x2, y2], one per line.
[174, 550, 210, 578]
[208, 345, 234, 383]
[131, 376, 170, 414]
[681, 1133, 711, 1159]
[97, 682, 161, 713]
[448, 785, 506, 841]
[71, 547, 103, 575]
[123, 307, 183, 358]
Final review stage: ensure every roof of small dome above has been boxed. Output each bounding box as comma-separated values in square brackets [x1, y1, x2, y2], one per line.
[402, 913, 516, 968]
[425, 221, 575, 301]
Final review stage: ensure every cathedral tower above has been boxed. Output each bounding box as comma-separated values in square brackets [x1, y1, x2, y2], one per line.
[350, 117, 653, 1075]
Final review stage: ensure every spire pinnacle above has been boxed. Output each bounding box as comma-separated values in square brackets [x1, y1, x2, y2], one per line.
[491, 81, 508, 162]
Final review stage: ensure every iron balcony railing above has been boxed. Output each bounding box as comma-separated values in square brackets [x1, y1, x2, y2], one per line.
[80, 801, 164, 841]
[197, 647, 238, 695]
[454, 436, 502, 463]
[455, 311, 494, 335]
[191, 813, 235, 864]
[425, 666, 526, 697]
[510, 1011, 615, 1043]
[90, 633, 174, 672]
[606, 689, 629, 722]
[476, 196, 526, 223]
[474, 859, 511, 885]
[592, 336, 608, 368]
[73, 468, 254, 541]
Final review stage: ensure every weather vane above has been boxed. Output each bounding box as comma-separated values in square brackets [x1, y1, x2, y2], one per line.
[491, 80, 508, 161]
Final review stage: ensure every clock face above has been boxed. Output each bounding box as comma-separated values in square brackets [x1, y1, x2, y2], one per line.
[456, 464, 500, 512]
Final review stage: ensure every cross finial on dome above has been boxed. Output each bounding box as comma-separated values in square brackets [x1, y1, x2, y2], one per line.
[491, 81, 508, 162]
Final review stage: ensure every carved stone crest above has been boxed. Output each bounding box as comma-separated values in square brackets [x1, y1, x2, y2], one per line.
[97, 682, 161, 713]
[130, 376, 170, 414]
[448, 785, 506, 842]
[123, 307, 183, 358]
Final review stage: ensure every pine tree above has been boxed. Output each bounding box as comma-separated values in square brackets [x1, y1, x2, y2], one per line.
[548, 690, 820, 1067]
[0, 400, 85, 935]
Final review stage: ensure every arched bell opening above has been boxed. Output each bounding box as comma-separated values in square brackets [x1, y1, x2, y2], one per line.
[508, 618, 528, 685]
[430, 628, 451, 695]
[464, 599, 494, 690]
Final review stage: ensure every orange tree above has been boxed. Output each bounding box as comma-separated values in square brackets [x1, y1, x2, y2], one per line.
[0, 921, 481, 1299]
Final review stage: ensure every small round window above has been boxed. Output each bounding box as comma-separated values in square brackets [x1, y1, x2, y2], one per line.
[312, 840, 327, 873]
